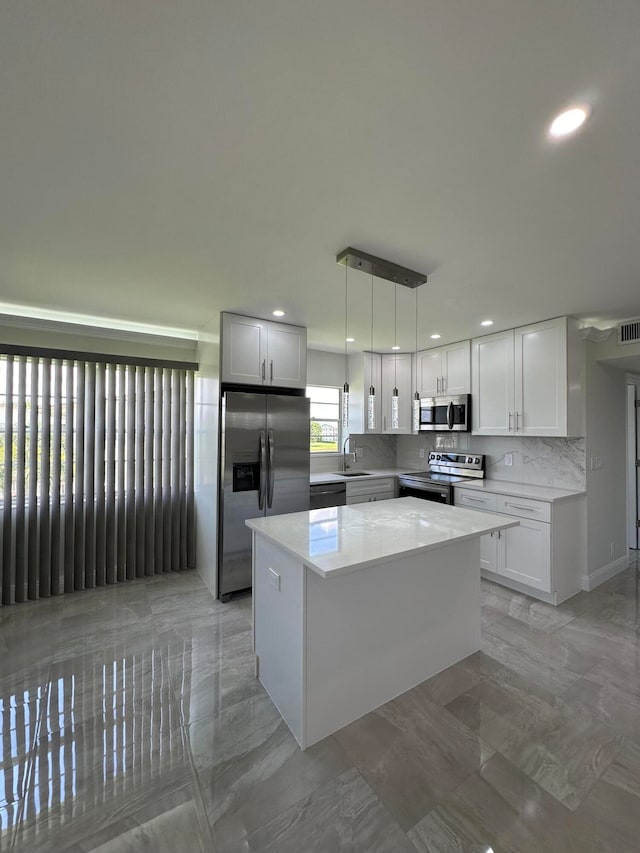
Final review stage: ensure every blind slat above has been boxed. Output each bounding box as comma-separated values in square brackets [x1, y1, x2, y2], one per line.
[50, 360, 62, 596]
[2, 356, 14, 604]
[135, 366, 145, 578]
[105, 364, 116, 584]
[15, 357, 27, 603]
[95, 363, 106, 587]
[39, 359, 51, 597]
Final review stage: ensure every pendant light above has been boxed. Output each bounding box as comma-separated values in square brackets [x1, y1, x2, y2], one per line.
[342, 262, 350, 430]
[391, 284, 400, 430]
[412, 286, 421, 433]
[367, 274, 376, 430]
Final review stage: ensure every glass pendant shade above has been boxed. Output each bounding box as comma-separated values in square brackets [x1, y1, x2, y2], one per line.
[391, 388, 399, 430]
[342, 383, 350, 429]
[367, 386, 376, 430]
[412, 391, 420, 432]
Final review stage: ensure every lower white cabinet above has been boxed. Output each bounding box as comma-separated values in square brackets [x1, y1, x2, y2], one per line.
[482, 520, 551, 592]
[346, 477, 396, 505]
[455, 485, 584, 604]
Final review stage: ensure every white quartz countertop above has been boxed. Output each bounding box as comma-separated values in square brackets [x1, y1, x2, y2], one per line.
[246, 497, 518, 578]
[453, 479, 585, 502]
[310, 467, 413, 485]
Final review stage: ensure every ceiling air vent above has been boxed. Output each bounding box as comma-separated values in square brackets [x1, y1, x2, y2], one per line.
[618, 318, 640, 345]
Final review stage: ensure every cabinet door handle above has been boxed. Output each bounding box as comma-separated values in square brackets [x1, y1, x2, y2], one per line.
[505, 502, 538, 512]
[270, 360, 273, 383]
[515, 411, 520, 431]
[442, 375, 446, 393]
[508, 412, 513, 431]
[261, 360, 266, 381]
[436, 377, 440, 393]
[383, 415, 386, 431]
[464, 495, 488, 503]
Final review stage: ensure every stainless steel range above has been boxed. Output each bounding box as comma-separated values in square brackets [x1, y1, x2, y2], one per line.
[397, 452, 485, 504]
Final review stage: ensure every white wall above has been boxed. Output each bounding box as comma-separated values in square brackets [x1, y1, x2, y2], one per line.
[194, 319, 220, 598]
[583, 340, 628, 585]
[0, 314, 198, 363]
[307, 349, 346, 387]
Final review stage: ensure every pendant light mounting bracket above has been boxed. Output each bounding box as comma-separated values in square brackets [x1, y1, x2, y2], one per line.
[336, 247, 427, 289]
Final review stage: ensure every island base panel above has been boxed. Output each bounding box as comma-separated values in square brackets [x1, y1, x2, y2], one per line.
[304, 539, 480, 748]
[253, 536, 305, 745]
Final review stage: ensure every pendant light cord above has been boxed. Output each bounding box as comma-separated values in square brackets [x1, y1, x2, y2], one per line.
[344, 262, 348, 376]
[394, 284, 398, 389]
[370, 274, 374, 352]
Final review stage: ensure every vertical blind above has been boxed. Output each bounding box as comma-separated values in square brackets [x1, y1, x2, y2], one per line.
[0, 355, 195, 605]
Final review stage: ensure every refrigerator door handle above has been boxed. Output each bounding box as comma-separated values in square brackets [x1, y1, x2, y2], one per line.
[267, 429, 275, 508]
[258, 430, 266, 510]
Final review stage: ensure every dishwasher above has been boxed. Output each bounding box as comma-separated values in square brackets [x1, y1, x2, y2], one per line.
[310, 482, 346, 509]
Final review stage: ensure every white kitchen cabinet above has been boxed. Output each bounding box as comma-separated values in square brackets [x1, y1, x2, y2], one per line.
[471, 317, 583, 437]
[346, 476, 396, 504]
[454, 484, 584, 604]
[347, 352, 382, 434]
[381, 353, 412, 434]
[500, 519, 551, 592]
[221, 312, 307, 389]
[417, 341, 470, 397]
[471, 329, 515, 434]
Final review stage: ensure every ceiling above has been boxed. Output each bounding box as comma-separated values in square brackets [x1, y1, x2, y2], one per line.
[2, 1, 640, 353]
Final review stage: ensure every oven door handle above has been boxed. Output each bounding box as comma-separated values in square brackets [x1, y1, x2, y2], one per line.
[447, 401, 454, 430]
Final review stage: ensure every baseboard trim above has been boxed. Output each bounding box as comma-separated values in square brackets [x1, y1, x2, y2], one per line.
[581, 556, 629, 591]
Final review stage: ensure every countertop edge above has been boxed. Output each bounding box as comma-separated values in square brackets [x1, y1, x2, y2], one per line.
[247, 513, 519, 578]
[453, 479, 585, 502]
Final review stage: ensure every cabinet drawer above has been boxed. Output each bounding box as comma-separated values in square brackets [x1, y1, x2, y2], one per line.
[455, 489, 497, 512]
[346, 477, 395, 497]
[496, 495, 551, 523]
[347, 491, 395, 505]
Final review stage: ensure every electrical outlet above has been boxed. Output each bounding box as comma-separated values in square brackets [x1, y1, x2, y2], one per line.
[590, 456, 602, 470]
[355, 446, 364, 457]
[504, 453, 513, 467]
[419, 448, 425, 458]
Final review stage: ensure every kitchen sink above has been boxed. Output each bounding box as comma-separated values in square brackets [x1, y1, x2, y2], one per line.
[333, 471, 371, 477]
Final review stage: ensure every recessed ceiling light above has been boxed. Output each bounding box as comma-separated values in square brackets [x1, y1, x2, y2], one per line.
[430, 334, 441, 340]
[345, 337, 355, 343]
[272, 309, 285, 317]
[392, 345, 401, 351]
[481, 319, 494, 327]
[548, 105, 590, 139]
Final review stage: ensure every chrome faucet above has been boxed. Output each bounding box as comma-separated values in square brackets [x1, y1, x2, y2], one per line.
[342, 436, 357, 472]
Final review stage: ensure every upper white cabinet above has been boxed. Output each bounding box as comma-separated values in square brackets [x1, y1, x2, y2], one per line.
[346, 352, 382, 434]
[381, 353, 412, 434]
[417, 341, 470, 397]
[221, 313, 307, 389]
[472, 317, 583, 437]
[471, 330, 515, 434]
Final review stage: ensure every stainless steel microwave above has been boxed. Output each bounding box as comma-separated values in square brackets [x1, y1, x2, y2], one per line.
[419, 394, 471, 432]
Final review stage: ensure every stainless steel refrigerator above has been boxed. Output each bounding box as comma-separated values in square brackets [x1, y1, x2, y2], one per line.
[218, 390, 310, 600]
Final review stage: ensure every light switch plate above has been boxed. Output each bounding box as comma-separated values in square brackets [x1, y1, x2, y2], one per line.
[504, 453, 513, 466]
[267, 567, 281, 590]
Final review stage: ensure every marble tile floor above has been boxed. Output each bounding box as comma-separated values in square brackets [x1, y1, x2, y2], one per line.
[1, 558, 640, 851]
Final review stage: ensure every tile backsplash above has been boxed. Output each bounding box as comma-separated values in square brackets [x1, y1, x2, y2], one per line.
[310, 434, 397, 473]
[396, 434, 586, 490]
[313, 432, 586, 490]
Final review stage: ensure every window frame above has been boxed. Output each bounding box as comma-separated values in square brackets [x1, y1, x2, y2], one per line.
[306, 384, 343, 456]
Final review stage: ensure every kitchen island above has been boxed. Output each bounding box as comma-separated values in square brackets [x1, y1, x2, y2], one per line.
[246, 497, 517, 749]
